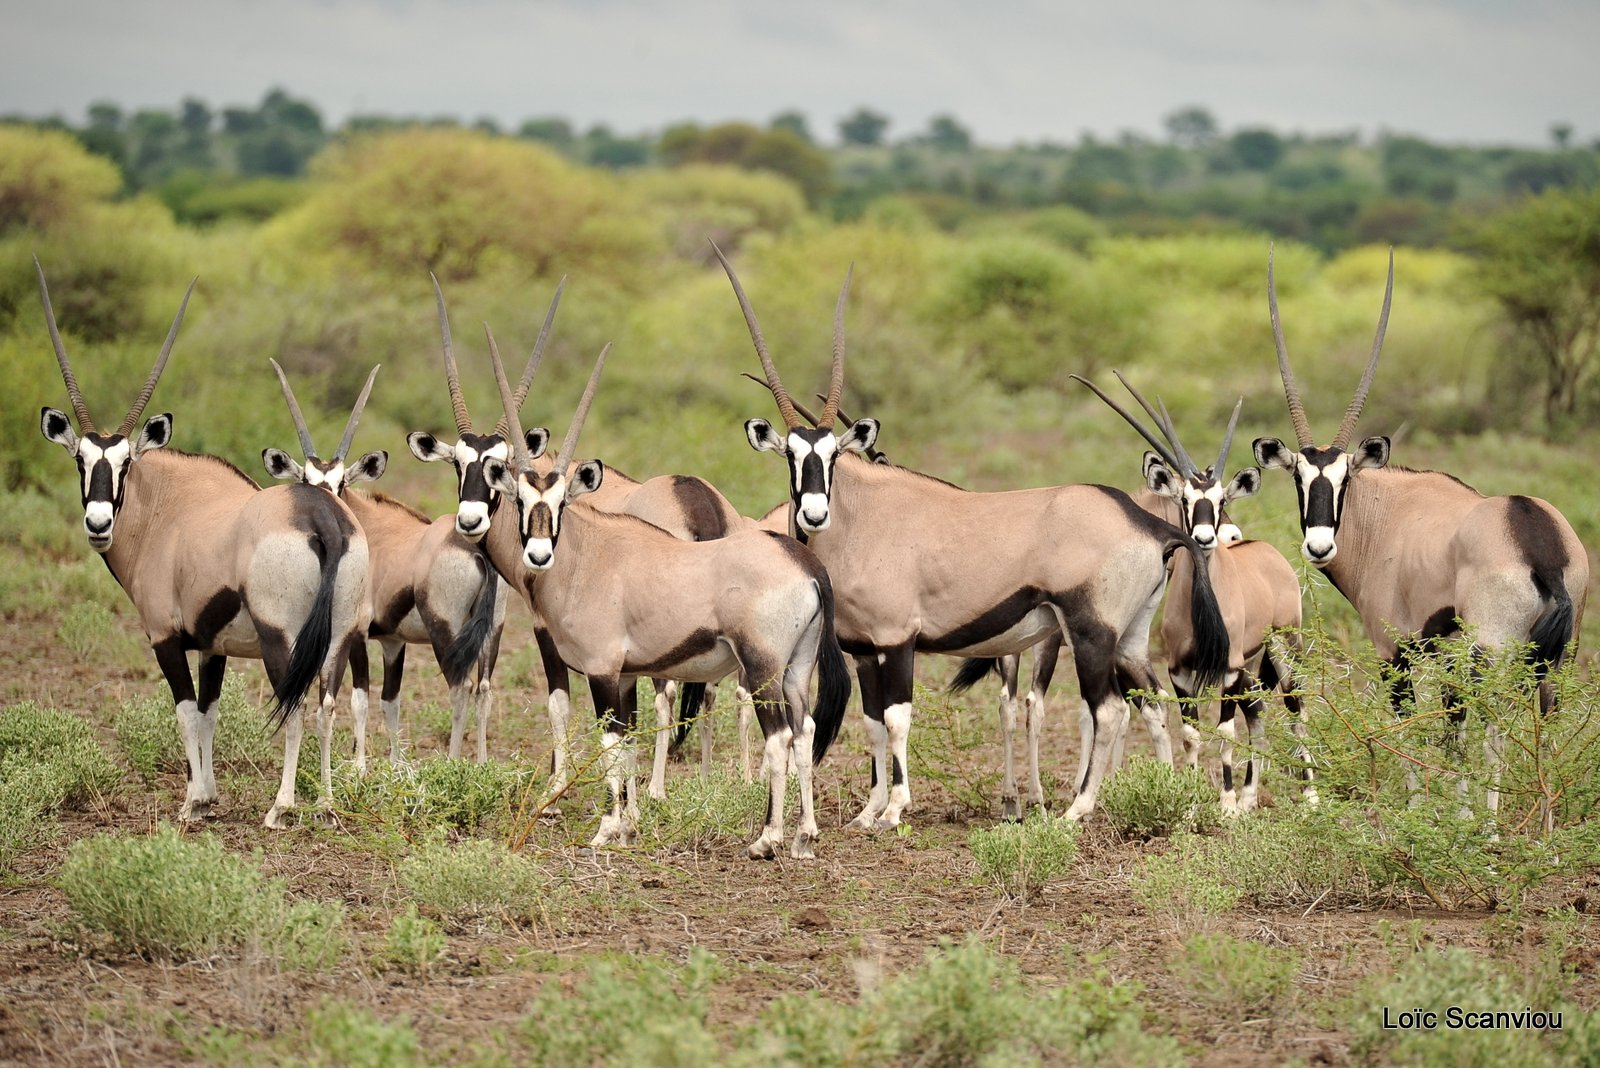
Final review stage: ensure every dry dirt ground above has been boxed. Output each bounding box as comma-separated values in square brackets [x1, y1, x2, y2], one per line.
[1, 606, 1595, 1067]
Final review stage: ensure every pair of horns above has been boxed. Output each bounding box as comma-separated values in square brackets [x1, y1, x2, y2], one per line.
[1073, 372, 1242, 480]
[37, 256, 195, 437]
[1269, 244, 1394, 450]
[269, 359, 380, 463]
[433, 272, 566, 437]
[487, 323, 609, 477]
[712, 240, 849, 430]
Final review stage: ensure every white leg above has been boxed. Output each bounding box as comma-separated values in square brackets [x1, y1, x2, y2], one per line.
[747, 726, 792, 859]
[649, 684, 672, 801]
[1218, 715, 1240, 816]
[875, 702, 913, 829]
[1485, 721, 1503, 818]
[1140, 696, 1174, 765]
[736, 686, 756, 783]
[350, 686, 370, 774]
[383, 694, 404, 764]
[790, 716, 819, 859]
[590, 731, 637, 847]
[1074, 701, 1093, 797]
[176, 698, 208, 821]
[1240, 714, 1265, 813]
[547, 688, 573, 796]
[314, 691, 335, 810]
[700, 687, 715, 777]
[197, 702, 218, 810]
[1024, 686, 1047, 813]
[447, 681, 471, 761]
[850, 717, 890, 828]
[475, 678, 493, 764]
[998, 680, 1021, 820]
[265, 707, 304, 829]
[1064, 696, 1128, 820]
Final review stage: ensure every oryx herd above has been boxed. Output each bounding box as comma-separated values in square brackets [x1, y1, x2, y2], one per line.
[34, 242, 1588, 858]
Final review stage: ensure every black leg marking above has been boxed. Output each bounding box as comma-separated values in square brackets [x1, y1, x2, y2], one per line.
[381, 643, 406, 703]
[153, 638, 196, 781]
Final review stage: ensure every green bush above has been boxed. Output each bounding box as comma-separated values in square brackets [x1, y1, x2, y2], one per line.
[55, 600, 143, 666]
[1097, 758, 1218, 840]
[398, 836, 553, 930]
[1170, 933, 1301, 1023]
[115, 675, 280, 783]
[969, 814, 1079, 900]
[381, 904, 446, 978]
[296, 1000, 423, 1068]
[0, 125, 122, 234]
[1130, 850, 1242, 932]
[57, 824, 345, 965]
[334, 757, 534, 834]
[0, 701, 121, 806]
[0, 762, 69, 872]
[637, 771, 768, 849]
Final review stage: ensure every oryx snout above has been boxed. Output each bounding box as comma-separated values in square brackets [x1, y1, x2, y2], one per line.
[797, 492, 831, 533]
[455, 501, 491, 541]
[1302, 526, 1338, 565]
[523, 537, 554, 571]
[84, 501, 115, 552]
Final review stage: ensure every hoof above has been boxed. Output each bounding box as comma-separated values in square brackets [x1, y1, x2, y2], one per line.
[870, 814, 901, 833]
[1302, 788, 1321, 807]
[1000, 797, 1022, 823]
[1062, 796, 1094, 821]
[746, 836, 779, 860]
[263, 806, 294, 830]
[179, 799, 214, 822]
[790, 834, 816, 860]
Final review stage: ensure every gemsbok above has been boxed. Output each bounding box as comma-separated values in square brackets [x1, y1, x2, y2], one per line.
[473, 328, 852, 857]
[263, 359, 508, 765]
[716, 244, 1230, 825]
[35, 260, 370, 828]
[1252, 247, 1588, 817]
[404, 277, 752, 800]
[1075, 371, 1315, 813]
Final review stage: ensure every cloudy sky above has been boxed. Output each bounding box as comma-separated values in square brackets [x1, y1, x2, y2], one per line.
[2, 0, 1594, 146]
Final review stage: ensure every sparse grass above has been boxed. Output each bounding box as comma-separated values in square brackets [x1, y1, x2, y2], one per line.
[114, 675, 282, 783]
[636, 771, 768, 849]
[1097, 757, 1218, 840]
[0, 700, 121, 806]
[55, 600, 144, 667]
[335, 757, 535, 837]
[398, 835, 556, 931]
[1129, 850, 1242, 934]
[0, 762, 68, 873]
[969, 812, 1080, 900]
[381, 904, 447, 978]
[56, 824, 346, 966]
[296, 1000, 425, 1068]
[1170, 932, 1302, 1024]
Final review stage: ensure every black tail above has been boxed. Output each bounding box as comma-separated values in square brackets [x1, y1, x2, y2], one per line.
[669, 683, 709, 754]
[440, 561, 498, 689]
[269, 505, 349, 731]
[948, 657, 999, 694]
[1171, 535, 1229, 693]
[811, 574, 851, 764]
[1528, 570, 1575, 678]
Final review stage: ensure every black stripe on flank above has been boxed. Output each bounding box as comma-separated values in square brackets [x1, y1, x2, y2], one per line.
[671, 476, 731, 541]
[921, 587, 1049, 654]
[625, 628, 720, 676]
[190, 588, 243, 650]
[1508, 496, 1572, 573]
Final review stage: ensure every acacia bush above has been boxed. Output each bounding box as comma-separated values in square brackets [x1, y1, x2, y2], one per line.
[0, 126, 122, 235]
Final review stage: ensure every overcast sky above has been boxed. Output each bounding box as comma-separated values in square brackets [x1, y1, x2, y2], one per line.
[3, 0, 1595, 147]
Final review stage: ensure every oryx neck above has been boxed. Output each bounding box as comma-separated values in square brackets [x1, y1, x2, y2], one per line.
[102, 450, 258, 593]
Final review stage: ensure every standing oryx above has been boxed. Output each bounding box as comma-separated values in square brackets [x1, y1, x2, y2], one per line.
[1252, 247, 1587, 817]
[35, 260, 370, 828]
[472, 328, 851, 858]
[1075, 371, 1315, 813]
[404, 277, 751, 799]
[716, 244, 1230, 825]
[263, 360, 507, 765]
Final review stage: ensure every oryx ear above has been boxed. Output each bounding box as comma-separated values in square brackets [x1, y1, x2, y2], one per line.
[568, 459, 604, 500]
[134, 414, 173, 458]
[839, 418, 880, 454]
[525, 427, 551, 459]
[41, 408, 77, 452]
[407, 431, 452, 464]
[1143, 452, 1180, 498]
[1352, 435, 1390, 470]
[745, 418, 786, 454]
[1253, 437, 1295, 471]
[1224, 467, 1261, 502]
[347, 450, 388, 484]
[262, 448, 303, 482]
[482, 456, 517, 496]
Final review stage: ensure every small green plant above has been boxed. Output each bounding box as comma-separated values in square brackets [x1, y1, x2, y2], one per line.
[969, 813, 1079, 900]
[0, 701, 121, 806]
[55, 600, 141, 663]
[336, 757, 533, 835]
[382, 904, 446, 978]
[0, 762, 68, 872]
[57, 824, 345, 965]
[296, 1000, 423, 1068]
[1097, 757, 1217, 840]
[1170, 933, 1301, 1023]
[636, 772, 768, 849]
[398, 835, 554, 931]
[1130, 850, 1241, 932]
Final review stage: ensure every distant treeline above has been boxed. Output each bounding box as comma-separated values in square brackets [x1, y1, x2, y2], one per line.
[5, 89, 1597, 251]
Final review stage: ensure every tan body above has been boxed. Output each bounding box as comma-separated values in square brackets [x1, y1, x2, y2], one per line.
[107, 451, 370, 827]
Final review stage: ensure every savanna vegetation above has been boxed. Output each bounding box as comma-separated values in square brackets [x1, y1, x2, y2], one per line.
[0, 107, 1598, 1064]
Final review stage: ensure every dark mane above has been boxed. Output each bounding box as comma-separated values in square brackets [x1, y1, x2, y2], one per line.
[167, 448, 261, 489]
[1385, 464, 1480, 495]
[366, 490, 433, 524]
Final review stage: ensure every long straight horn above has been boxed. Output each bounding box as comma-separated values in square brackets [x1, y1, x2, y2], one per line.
[35, 257, 95, 433]
[710, 240, 801, 429]
[493, 276, 565, 437]
[742, 371, 821, 426]
[1215, 397, 1244, 475]
[1332, 247, 1394, 450]
[1069, 373, 1183, 474]
[818, 264, 852, 428]
[1267, 245, 1313, 449]
[335, 365, 381, 461]
[484, 324, 528, 470]
[269, 358, 319, 457]
[1113, 369, 1198, 477]
[553, 343, 610, 474]
[118, 276, 197, 437]
[432, 273, 472, 434]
